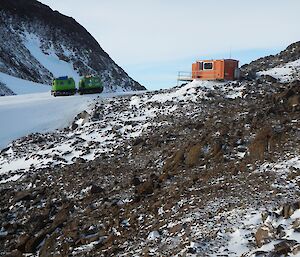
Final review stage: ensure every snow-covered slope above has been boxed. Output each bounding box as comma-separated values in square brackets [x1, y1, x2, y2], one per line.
[0, 92, 94, 150]
[0, 89, 142, 152]
[0, 72, 50, 95]
[0, 0, 144, 93]
[22, 32, 81, 85]
[257, 59, 300, 82]
[241, 41, 300, 82]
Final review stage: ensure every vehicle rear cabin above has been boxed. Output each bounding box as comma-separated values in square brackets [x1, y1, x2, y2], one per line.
[192, 59, 239, 80]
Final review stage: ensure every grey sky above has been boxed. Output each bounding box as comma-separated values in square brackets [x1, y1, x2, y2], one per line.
[39, 0, 300, 89]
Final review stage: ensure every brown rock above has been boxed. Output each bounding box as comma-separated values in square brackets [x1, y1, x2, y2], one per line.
[292, 218, 300, 229]
[169, 224, 182, 234]
[255, 225, 273, 247]
[26, 214, 48, 234]
[261, 74, 277, 83]
[185, 143, 202, 167]
[158, 172, 170, 182]
[210, 141, 223, 158]
[136, 180, 154, 195]
[282, 203, 295, 219]
[249, 126, 274, 160]
[25, 205, 71, 253]
[90, 185, 104, 194]
[96, 234, 115, 249]
[292, 244, 300, 255]
[39, 232, 60, 257]
[273, 239, 297, 255]
[132, 137, 144, 146]
[61, 242, 71, 256]
[24, 234, 45, 253]
[14, 191, 32, 203]
[70, 122, 78, 130]
[16, 233, 30, 252]
[163, 149, 185, 171]
[63, 221, 79, 241]
[288, 95, 300, 111]
[51, 204, 70, 228]
[76, 110, 90, 125]
[272, 88, 295, 104]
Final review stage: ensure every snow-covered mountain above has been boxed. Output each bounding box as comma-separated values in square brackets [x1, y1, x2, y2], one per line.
[0, 0, 145, 94]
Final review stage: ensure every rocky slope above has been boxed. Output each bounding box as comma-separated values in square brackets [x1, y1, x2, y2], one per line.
[2, 41, 300, 256]
[0, 0, 145, 93]
[1, 74, 300, 256]
[241, 41, 300, 82]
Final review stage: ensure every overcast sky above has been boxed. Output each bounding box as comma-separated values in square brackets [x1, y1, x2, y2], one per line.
[39, 0, 300, 89]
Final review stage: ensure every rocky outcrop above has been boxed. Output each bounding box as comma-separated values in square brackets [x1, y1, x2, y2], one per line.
[241, 41, 300, 78]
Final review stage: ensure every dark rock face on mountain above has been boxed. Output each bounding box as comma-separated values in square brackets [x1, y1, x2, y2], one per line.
[241, 41, 300, 78]
[0, 82, 15, 96]
[0, 0, 145, 92]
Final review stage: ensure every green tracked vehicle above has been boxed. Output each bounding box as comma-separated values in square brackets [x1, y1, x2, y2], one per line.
[78, 75, 103, 95]
[51, 76, 76, 96]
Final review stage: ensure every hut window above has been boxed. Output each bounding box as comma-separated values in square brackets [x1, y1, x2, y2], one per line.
[203, 62, 213, 70]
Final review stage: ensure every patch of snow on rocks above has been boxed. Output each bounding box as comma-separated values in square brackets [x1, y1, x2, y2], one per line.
[257, 59, 300, 82]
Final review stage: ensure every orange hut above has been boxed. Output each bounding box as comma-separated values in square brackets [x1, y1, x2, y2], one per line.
[192, 59, 239, 80]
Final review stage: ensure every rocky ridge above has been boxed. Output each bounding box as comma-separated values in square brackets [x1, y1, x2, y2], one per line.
[241, 41, 300, 82]
[1, 75, 300, 256]
[0, 0, 145, 92]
